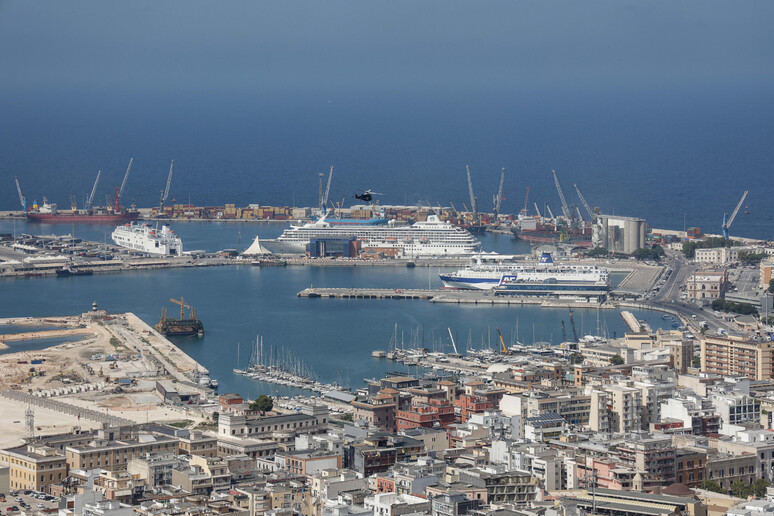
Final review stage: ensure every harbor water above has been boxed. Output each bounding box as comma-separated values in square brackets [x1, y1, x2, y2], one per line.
[1, 220, 669, 397]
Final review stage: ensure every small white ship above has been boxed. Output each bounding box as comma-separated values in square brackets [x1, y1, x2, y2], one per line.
[111, 222, 183, 256]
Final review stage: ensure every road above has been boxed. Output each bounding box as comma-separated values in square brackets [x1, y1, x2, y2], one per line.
[644, 250, 733, 335]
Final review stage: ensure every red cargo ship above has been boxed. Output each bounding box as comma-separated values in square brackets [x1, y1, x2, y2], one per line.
[26, 188, 139, 224]
[511, 218, 592, 247]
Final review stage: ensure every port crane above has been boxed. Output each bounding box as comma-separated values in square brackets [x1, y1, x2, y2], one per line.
[465, 165, 478, 219]
[722, 190, 749, 240]
[114, 157, 133, 211]
[85, 170, 101, 210]
[521, 187, 530, 216]
[545, 204, 555, 221]
[69, 194, 78, 211]
[492, 168, 505, 218]
[552, 169, 572, 221]
[159, 161, 174, 211]
[533, 202, 541, 218]
[317, 166, 334, 213]
[574, 183, 595, 221]
[14, 176, 26, 212]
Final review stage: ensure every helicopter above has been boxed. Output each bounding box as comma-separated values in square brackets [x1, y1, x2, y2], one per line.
[354, 189, 382, 203]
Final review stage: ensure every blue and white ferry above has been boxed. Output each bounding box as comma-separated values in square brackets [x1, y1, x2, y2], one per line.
[439, 253, 610, 295]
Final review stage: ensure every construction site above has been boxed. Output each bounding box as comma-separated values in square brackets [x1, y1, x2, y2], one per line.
[0, 305, 218, 448]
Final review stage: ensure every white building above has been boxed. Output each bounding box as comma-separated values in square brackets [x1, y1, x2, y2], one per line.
[363, 493, 430, 516]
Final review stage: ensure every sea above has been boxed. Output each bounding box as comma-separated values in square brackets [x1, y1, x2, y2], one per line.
[0, 219, 673, 398]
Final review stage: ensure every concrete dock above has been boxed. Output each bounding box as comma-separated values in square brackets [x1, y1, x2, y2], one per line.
[298, 288, 437, 300]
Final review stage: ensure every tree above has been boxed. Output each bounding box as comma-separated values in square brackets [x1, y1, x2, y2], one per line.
[751, 478, 771, 497]
[610, 355, 625, 365]
[769, 279, 774, 294]
[212, 411, 219, 423]
[730, 480, 750, 498]
[698, 480, 725, 494]
[683, 242, 697, 259]
[587, 247, 609, 258]
[249, 394, 273, 415]
[569, 353, 585, 365]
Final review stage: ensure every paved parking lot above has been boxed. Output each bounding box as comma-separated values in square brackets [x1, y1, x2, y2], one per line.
[0, 490, 59, 514]
[728, 265, 762, 297]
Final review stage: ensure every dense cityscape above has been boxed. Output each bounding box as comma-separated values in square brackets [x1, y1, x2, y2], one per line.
[2, 2, 774, 516]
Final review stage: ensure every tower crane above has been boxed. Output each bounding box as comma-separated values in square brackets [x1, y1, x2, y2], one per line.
[160, 161, 174, 210]
[465, 165, 478, 218]
[115, 157, 133, 211]
[722, 190, 749, 240]
[85, 171, 101, 210]
[552, 170, 572, 221]
[493, 168, 505, 217]
[169, 297, 196, 320]
[14, 176, 26, 212]
[521, 187, 530, 216]
[574, 183, 595, 220]
[320, 166, 333, 213]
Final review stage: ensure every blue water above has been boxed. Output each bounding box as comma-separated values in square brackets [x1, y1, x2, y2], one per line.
[0, 335, 87, 355]
[0, 220, 668, 396]
[4, 88, 772, 241]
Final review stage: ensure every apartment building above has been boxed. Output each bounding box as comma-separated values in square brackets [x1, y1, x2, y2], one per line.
[618, 434, 676, 485]
[701, 335, 774, 380]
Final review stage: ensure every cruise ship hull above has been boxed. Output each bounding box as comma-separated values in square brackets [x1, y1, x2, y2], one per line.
[245, 214, 480, 258]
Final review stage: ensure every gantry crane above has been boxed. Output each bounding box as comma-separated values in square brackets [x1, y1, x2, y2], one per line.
[493, 168, 505, 217]
[14, 176, 26, 212]
[160, 161, 174, 210]
[722, 190, 749, 240]
[85, 171, 101, 210]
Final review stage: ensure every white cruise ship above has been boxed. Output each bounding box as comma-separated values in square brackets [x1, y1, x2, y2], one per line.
[244, 214, 480, 258]
[111, 222, 183, 256]
[439, 253, 610, 292]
